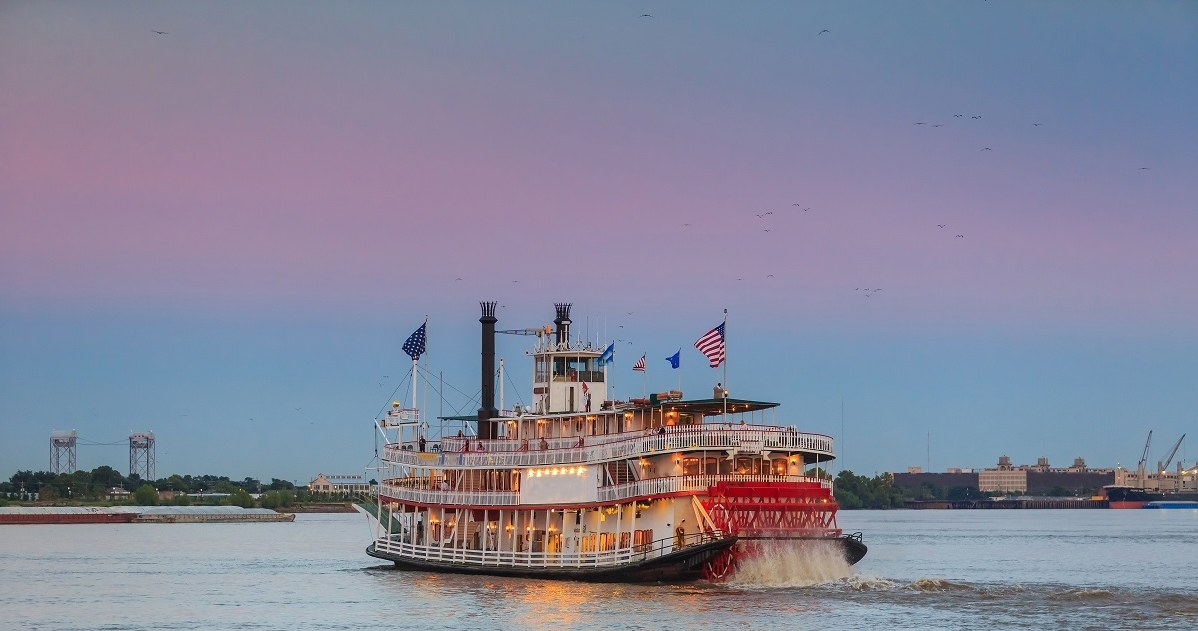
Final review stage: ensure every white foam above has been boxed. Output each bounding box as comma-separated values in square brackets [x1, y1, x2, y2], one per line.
[728, 540, 854, 588]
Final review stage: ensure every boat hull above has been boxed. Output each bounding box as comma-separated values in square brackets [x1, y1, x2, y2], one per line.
[366, 536, 738, 582]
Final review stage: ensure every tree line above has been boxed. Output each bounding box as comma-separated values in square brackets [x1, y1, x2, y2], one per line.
[0, 468, 362, 509]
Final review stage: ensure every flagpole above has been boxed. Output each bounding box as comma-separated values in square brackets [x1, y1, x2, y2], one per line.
[722, 309, 728, 422]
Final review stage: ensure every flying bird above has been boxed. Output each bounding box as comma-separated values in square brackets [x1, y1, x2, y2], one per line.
[152, 30, 168, 35]
[455, 277, 463, 281]
[1032, 123, 1043, 126]
[938, 224, 946, 228]
[819, 29, 830, 35]
[640, 13, 653, 18]
[933, 124, 944, 127]
[766, 274, 775, 278]
[971, 115, 982, 119]
[914, 122, 926, 125]
[981, 147, 992, 151]
[953, 114, 963, 118]
[955, 234, 964, 238]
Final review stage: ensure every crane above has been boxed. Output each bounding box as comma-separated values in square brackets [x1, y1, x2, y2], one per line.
[1138, 430, 1153, 469]
[1135, 430, 1152, 488]
[1159, 433, 1185, 473]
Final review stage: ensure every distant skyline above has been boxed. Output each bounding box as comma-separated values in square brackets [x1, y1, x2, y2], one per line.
[2, 1, 1195, 482]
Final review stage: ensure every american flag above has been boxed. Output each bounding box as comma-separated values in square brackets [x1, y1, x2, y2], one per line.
[694, 322, 725, 368]
[402, 321, 427, 360]
[632, 354, 646, 372]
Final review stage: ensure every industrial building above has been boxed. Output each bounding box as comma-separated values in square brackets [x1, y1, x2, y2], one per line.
[892, 456, 1115, 496]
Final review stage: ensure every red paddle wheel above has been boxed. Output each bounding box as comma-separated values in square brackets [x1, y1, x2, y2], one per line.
[699, 481, 843, 581]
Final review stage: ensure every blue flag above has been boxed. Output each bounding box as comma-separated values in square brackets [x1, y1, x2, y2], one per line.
[599, 342, 615, 366]
[666, 349, 681, 369]
[402, 321, 427, 360]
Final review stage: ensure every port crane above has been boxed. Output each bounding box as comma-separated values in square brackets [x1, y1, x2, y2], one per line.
[1158, 433, 1186, 474]
[1135, 430, 1152, 488]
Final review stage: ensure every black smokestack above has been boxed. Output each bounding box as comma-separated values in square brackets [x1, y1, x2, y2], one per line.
[478, 301, 498, 439]
[554, 302, 572, 345]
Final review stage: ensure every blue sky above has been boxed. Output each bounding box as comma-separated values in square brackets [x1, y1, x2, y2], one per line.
[2, 1, 1195, 482]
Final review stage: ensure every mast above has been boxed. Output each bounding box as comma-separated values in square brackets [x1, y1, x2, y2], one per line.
[721, 309, 728, 421]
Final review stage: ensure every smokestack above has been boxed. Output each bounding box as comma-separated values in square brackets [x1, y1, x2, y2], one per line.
[554, 302, 572, 345]
[478, 301, 498, 439]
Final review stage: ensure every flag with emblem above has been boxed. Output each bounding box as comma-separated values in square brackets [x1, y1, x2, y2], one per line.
[666, 349, 680, 369]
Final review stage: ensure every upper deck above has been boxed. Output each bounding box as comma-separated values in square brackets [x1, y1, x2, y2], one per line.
[383, 422, 833, 469]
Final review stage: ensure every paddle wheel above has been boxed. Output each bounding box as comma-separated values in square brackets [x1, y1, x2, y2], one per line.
[699, 481, 846, 581]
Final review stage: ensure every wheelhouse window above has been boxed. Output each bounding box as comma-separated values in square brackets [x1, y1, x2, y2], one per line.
[552, 356, 604, 382]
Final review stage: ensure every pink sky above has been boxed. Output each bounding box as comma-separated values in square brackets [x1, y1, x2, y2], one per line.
[2, 2, 1195, 480]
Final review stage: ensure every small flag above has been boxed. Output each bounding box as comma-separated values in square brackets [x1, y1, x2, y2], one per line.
[599, 342, 615, 366]
[695, 322, 725, 368]
[632, 354, 646, 372]
[402, 321, 427, 360]
[666, 349, 681, 369]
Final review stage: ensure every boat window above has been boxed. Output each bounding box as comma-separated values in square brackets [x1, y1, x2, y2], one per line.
[552, 356, 605, 382]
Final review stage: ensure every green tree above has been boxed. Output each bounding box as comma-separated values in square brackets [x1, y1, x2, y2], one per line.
[165, 474, 189, 492]
[134, 484, 159, 506]
[229, 488, 255, 508]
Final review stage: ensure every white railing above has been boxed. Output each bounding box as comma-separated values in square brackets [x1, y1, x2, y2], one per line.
[378, 474, 831, 507]
[379, 482, 518, 506]
[385, 426, 834, 469]
[372, 531, 719, 569]
[597, 474, 832, 503]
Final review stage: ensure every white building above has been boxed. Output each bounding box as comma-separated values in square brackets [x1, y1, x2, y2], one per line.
[308, 473, 372, 494]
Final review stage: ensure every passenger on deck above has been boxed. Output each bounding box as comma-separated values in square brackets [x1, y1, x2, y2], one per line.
[539, 438, 549, 450]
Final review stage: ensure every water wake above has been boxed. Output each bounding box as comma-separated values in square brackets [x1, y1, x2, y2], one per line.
[728, 540, 854, 588]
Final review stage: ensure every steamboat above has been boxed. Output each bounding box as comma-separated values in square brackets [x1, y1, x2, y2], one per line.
[359, 302, 866, 582]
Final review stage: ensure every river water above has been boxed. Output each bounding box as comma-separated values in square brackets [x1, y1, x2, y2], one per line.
[2, 509, 1194, 630]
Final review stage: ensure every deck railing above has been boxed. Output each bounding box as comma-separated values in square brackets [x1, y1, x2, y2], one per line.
[376, 473, 831, 507]
[597, 474, 831, 502]
[372, 531, 721, 569]
[379, 482, 519, 506]
[384, 426, 833, 469]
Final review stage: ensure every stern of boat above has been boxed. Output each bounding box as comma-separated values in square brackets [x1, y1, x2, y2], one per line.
[698, 481, 867, 581]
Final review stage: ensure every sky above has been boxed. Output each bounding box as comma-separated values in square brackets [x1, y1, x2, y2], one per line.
[2, 1, 1196, 484]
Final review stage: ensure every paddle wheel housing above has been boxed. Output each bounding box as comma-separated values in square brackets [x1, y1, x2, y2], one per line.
[699, 481, 842, 580]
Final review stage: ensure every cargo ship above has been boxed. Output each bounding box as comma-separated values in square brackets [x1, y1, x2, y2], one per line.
[359, 302, 866, 582]
[1102, 485, 1198, 509]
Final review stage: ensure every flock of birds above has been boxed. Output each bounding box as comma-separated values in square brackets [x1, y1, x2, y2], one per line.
[146, 11, 1159, 308]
